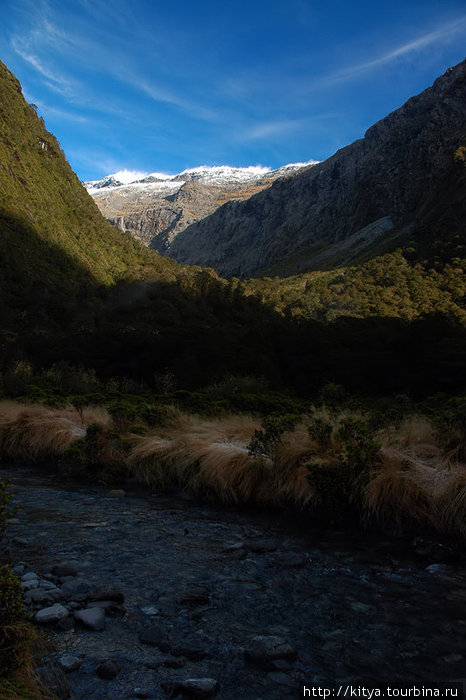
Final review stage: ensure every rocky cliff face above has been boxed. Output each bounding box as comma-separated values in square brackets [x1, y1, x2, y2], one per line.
[167, 61, 466, 278]
[86, 163, 314, 254]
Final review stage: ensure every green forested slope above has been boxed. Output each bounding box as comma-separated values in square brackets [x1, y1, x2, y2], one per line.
[0, 60, 183, 288]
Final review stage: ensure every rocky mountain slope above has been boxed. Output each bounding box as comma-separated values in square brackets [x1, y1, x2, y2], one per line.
[85, 163, 315, 252]
[166, 60, 466, 278]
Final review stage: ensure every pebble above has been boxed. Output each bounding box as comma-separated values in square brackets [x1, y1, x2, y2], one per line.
[22, 571, 39, 581]
[60, 578, 91, 596]
[247, 538, 279, 553]
[244, 635, 297, 667]
[95, 659, 121, 680]
[74, 607, 106, 631]
[27, 587, 64, 604]
[4, 467, 465, 700]
[35, 604, 69, 624]
[58, 655, 82, 673]
[177, 587, 210, 606]
[52, 563, 78, 577]
[139, 626, 170, 652]
[275, 552, 308, 567]
[161, 678, 220, 698]
[88, 586, 125, 603]
[141, 605, 160, 616]
[108, 489, 126, 498]
[22, 578, 40, 591]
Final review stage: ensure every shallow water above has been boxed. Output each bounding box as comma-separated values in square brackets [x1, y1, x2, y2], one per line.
[2, 465, 465, 700]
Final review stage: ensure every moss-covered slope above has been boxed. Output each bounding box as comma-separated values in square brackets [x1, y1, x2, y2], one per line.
[0, 60, 181, 290]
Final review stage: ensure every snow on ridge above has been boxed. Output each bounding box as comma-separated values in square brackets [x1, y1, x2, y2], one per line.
[84, 160, 318, 192]
[178, 165, 272, 182]
[110, 169, 150, 184]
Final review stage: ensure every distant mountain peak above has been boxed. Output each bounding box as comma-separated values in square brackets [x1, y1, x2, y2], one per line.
[84, 160, 317, 193]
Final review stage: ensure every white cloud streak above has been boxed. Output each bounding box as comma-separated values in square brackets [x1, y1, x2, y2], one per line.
[241, 119, 305, 141]
[322, 16, 466, 86]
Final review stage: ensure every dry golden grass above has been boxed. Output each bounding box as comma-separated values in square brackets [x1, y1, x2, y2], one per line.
[436, 472, 466, 538]
[269, 424, 316, 507]
[0, 401, 111, 460]
[129, 412, 265, 500]
[1, 401, 465, 538]
[362, 415, 466, 533]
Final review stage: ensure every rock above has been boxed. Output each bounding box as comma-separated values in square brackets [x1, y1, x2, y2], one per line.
[22, 571, 39, 581]
[349, 601, 373, 614]
[141, 605, 160, 616]
[134, 689, 152, 698]
[87, 600, 125, 616]
[27, 587, 64, 604]
[43, 573, 59, 583]
[139, 626, 170, 652]
[58, 655, 82, 672]
[60, 578, 92, 596]
[144, 656, 167, 669]
[95, 659, 121, 680]
[275, 552, 307, 567]
[88, 587, 125, 604]
[36, 663, 72, 699]
[12, 536, 29, 546]
[266, 671, 295, 687]
[426, 564, 450, 575]
[74, 607, 106, 631]
[39, 580, 58, 590]
[163, 657, 187, 669]
[244, 635, 297, 667]
[108, 489, 126, 498]
[12, 563, 26, 575]
[222, 543, 247, 560]
[52, 563, 78, 578]
[22, 579, 40, 592]
[35, 604, 69, 624]
[270, 658, 293, 671]
[161, 678, 220, 698]
[171, 639, 209, 661]
[177, 587, 210, 606]
[247, 538, 279, 553]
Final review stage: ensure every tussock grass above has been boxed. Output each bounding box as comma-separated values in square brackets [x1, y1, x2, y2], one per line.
[0, 401, 111, 460]
[129, 413, 266, 501]
[436, 473, 466, 538]
[1, 400, 465, 538]
[362, 416, 466, 534]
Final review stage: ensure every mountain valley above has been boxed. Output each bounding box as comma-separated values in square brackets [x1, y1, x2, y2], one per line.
[87, 61, 466, 279]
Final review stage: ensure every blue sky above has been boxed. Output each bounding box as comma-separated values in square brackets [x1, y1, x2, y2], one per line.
[1, 0, 465, 181]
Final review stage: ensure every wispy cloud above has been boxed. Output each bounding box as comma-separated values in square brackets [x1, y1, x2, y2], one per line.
[11, 36, 76, 98]
[241, 119, 305, 141]
[322, 16, 466, 86]
[23, 95, 89, 124]
[134, 77, 218, 122]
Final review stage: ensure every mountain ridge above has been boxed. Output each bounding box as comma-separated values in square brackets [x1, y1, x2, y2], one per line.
[166, 59, 466, 277]
[85, 161, 316, 252]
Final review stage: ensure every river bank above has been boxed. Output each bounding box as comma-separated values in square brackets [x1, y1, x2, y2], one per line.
[1, 464, 465, 699]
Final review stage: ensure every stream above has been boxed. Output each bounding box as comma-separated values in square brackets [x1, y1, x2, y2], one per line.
[1, 465, 465, 700]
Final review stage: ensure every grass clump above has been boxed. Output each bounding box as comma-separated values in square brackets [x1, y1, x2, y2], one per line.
[1, 396, 466, 539]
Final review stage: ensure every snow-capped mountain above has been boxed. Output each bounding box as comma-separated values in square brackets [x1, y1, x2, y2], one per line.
[84, 161, 317, 252]
[85, 162, 315, 192]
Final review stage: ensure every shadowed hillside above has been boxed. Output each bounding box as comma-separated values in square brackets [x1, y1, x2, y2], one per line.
[168, 61, 466, 278]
